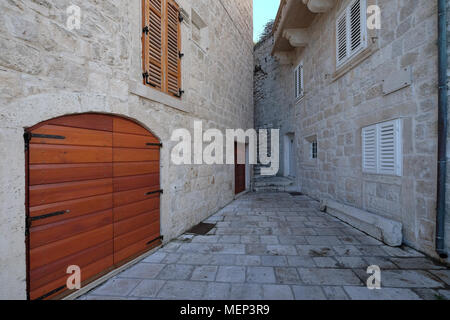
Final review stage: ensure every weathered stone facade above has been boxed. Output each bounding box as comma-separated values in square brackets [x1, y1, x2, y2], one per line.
[0, 0, 253, 299]
[256, 0, 448, 262]
[254, 37, 297, 179]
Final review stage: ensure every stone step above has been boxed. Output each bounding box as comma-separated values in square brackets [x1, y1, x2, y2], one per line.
[321, 199, 403, 247]
[253, 177, 294, 187]
[254, 186, 294, 192]
[252, 176, 297, 192]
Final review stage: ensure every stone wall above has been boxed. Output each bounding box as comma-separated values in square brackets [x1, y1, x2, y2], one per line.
[257, 0, 444, 260]
[0, 0, 253, 299]
[254, 36, 297, 179]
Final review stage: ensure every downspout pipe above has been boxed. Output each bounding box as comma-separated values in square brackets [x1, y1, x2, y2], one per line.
[436, 0, 448, 259]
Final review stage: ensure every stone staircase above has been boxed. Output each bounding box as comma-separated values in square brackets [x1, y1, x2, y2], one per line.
[252, 166, 296, 192]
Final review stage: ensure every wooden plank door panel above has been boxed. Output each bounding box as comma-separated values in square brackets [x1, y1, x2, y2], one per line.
[112, 118, 161, 265]
[27, 122, 115, 300]
[27, 115, 161, 300]
[29, 163, 113, 186]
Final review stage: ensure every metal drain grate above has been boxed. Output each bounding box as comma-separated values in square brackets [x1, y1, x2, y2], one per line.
[187, 222, 216, 235]
[289, 192, 304, 196]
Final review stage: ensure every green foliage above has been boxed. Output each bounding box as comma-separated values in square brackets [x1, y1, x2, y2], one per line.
[256, 20, 275, 45]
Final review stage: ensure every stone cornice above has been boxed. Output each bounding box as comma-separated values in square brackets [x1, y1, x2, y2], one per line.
[302, 0, 335, 13]
[282, 28, 310, 48]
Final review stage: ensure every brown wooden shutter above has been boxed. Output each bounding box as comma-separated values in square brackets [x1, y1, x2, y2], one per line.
[165, 0, 182, 97]
[143, 0, 164, 89]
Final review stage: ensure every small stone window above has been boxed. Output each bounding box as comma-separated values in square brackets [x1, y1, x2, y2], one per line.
[305, 135, 318, 161]
[191, 9, 208, 52]
[294, 62, 304, 99]
[310, 141, 318, 160]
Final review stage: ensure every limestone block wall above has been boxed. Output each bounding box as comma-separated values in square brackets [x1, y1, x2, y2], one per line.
[298, 0, 439, 259]
[256, 0, 444, 260]
[254, 37, 297, 179]
[0, 0, 253, 299]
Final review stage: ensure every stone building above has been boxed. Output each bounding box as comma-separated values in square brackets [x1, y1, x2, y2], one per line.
[0, 0, 253, 299]
[254, 0, 449, 263]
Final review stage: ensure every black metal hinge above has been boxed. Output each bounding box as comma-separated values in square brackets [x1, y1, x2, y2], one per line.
[32, 134, 66, 140]
[145, 189, 164, 196]
[179, 52, 184, 59]
[24, 132, 31, 151]
[35, 285, 66, 301]
[31, 210, 71, 223]
[146, 142, 163, 148]
[174, 89, 184, 98]
[178, 12, 184, 23]
[143, 72, 156, 87]
[146, 235, 164, 246]
[25, 217, 30, 236]
[26, 210, 71, 236]
[24, 132, 65, 150]
[143, 26, 149, 35]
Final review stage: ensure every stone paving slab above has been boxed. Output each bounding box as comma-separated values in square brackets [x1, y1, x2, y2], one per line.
[344, 286, 421, 300]
[81, 192, 450, 300]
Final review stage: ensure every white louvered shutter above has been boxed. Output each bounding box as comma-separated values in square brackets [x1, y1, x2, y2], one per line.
[349, 0, 366, 55]
[362, 125, 377, 173]
[336, 0, 367, 67]
[336, 11, 347, 65]
[378, 120, 402, 176]
[362, 120, 402, 176]
[294, 63, 303, 99]
[299, 64, 304, 97]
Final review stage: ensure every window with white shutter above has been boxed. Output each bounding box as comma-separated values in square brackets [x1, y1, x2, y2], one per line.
[362, 119, 402, 176]
[362, 125, 377, 173]
[294, 62, 304, 99]
[336, 0, 367, 68]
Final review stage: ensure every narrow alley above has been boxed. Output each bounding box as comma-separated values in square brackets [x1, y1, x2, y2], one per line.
[80, 193, 450, 300]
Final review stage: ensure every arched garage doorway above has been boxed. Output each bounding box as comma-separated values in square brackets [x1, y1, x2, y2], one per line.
[25, 113, 162, 300]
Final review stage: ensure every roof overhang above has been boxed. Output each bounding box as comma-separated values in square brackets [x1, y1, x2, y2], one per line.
[272, 0, 335, 56]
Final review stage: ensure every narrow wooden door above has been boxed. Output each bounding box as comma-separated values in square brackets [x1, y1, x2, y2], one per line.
[26, 114, 161, 300]
[234, 142, 246, 195]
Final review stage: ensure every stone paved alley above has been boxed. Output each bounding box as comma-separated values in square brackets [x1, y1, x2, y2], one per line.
[80, 193, 450, 300]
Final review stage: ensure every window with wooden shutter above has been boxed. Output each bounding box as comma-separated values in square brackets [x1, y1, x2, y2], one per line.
[294, 62, 304, 99]
[143, 0, 163, 89]
[336, 0, 367, 68]
[142, 0, 182, 98]
[362, 119, 402, 176]
[166, 0, 182, 97]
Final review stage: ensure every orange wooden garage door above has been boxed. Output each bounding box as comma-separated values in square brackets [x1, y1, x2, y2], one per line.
[26, 114, 162, 300]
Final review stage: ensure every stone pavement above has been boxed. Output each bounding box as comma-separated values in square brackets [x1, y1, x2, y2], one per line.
[80, 192, 450, 300]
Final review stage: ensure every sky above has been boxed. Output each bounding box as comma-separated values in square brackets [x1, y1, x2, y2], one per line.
[253, 0, 281, 43]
